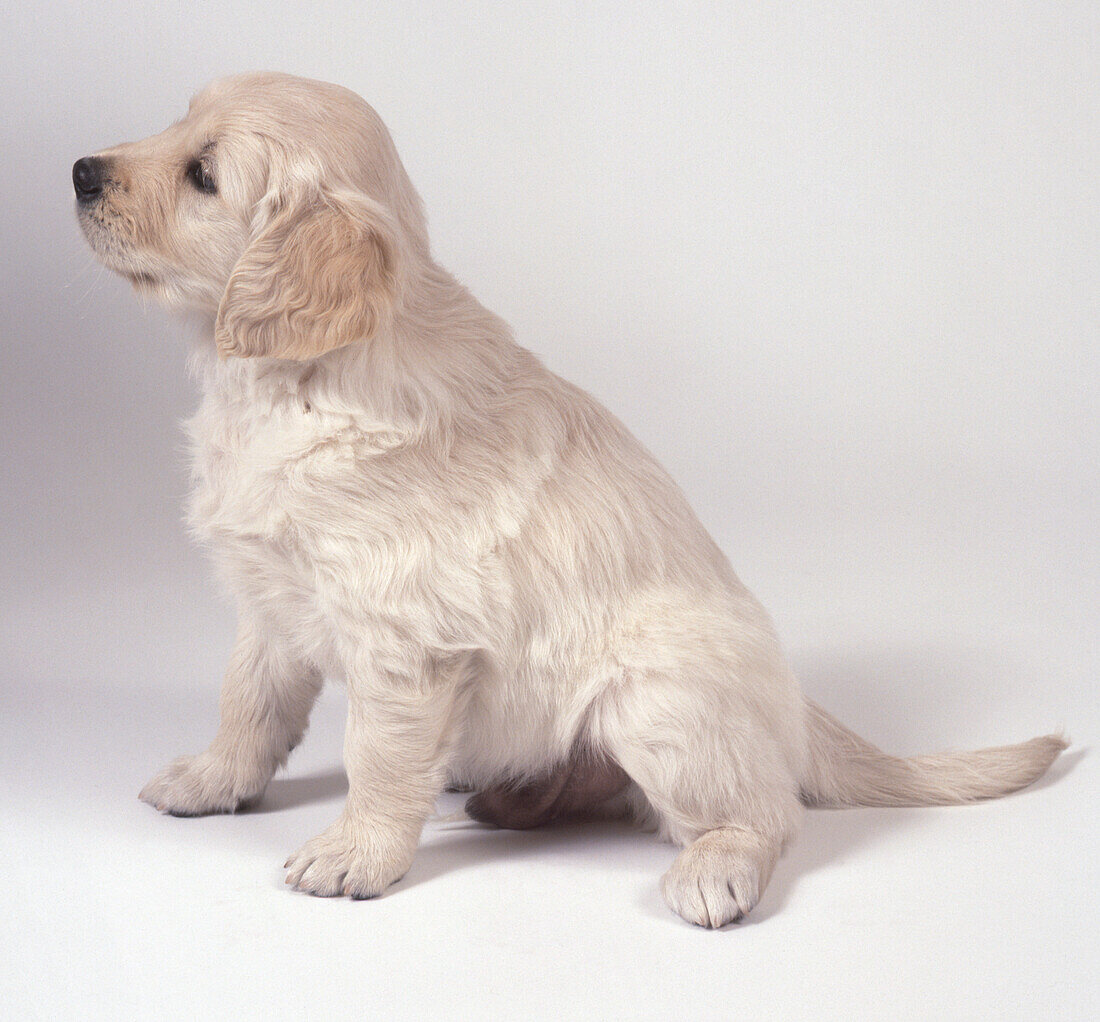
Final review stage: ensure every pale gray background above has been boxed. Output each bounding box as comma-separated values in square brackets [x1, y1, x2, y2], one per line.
[1, 3, 1096, 1020]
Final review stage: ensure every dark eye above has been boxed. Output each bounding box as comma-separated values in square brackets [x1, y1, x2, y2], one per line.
[186, 159, 216, 194]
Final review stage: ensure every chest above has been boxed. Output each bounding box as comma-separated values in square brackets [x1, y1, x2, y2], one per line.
[188, 399, 354, 540]
[184, 393, 509, 644]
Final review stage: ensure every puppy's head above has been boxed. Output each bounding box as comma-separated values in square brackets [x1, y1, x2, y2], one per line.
[74, 73, 423, 360]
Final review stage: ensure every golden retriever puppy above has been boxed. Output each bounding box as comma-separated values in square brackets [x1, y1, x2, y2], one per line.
[74, 73, 1065, 927]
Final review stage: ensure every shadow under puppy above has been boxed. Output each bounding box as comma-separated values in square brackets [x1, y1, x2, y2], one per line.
[73, 73, 1066, 928]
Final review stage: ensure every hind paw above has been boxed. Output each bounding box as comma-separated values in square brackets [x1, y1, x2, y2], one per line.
[660, 827, 779, 928]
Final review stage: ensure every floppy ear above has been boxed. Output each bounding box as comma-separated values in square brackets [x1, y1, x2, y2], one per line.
[215, 189, 399, 360]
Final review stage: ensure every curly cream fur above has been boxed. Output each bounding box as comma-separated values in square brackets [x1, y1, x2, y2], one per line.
[75, 72, 1065, 927]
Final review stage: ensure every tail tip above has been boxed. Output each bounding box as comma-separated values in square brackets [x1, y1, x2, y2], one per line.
[1023, 731, 1069, 775]
[1038, 731, 1069, 755]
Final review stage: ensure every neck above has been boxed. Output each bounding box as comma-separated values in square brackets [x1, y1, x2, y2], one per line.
[190, 261, 522, 442]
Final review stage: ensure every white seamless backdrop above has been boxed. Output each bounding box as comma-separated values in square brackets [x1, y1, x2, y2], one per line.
[1, 4, 1096, 1021]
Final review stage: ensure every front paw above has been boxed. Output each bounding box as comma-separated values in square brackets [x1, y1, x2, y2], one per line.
[139, 753, 265, 816]
[284, 817, 414, 899]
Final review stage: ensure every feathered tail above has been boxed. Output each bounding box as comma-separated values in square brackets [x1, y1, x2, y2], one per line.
[800, 699, 1066, 808]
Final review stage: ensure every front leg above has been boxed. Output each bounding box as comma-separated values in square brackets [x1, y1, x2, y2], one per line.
[140, 619, 322, 816]
[285, 656, 461, 898]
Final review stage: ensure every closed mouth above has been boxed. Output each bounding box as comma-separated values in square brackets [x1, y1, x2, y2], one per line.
[76, 207, 158, 286]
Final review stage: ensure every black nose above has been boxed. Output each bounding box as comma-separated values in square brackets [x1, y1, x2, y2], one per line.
[73, 156, 105, 202]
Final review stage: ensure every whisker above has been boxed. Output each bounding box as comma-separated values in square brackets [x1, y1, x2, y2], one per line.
[75, 264, 107, 311]
[62, 251, 100, 290]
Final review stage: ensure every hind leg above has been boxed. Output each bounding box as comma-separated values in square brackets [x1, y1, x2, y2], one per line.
[659, 825, 783, 927]
[465, 746, 630, 829]
[598, 657, 804, 927]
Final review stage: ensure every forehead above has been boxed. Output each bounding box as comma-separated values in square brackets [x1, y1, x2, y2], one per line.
[182, 74, 383, 149]
[106, 74, 401, 213]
